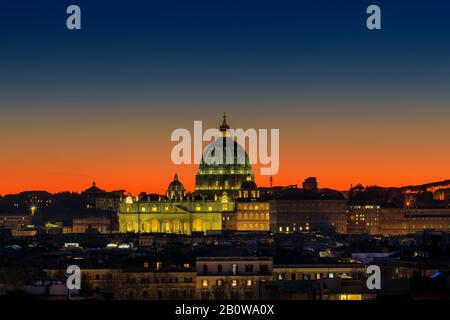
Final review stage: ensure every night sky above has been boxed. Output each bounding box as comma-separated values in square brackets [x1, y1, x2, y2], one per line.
[1, 0, 449, 194]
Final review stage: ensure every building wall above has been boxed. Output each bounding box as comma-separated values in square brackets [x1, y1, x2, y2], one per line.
[348, 207, 450, 236]
[223, 201, 270, 231]
[44, 268, 196, 300]
[72, 216, 112, 234]
[195, 258, 273, 300]
[270, 200, 347, 234]
[0, 215, 33, 230]
[347, 205, 384, 234]
[273, 265, 365, 281]
[43, 262, 370, 300]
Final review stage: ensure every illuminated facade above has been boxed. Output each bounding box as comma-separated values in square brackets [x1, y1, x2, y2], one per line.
[223, 201, 270, 231]
[118, 193, 230, 234]
[118, 114, 259, 235]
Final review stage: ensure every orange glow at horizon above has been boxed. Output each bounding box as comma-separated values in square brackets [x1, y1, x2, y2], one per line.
[1, 107, 450, 195]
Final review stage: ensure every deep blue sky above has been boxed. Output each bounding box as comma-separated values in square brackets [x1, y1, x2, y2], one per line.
[1, 0, 449, 113]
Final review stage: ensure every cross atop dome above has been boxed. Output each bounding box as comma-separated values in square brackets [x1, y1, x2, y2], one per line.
[219, 112, 230, 132]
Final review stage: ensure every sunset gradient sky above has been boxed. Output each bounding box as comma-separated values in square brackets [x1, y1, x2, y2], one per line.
[1, 0, 450, 195]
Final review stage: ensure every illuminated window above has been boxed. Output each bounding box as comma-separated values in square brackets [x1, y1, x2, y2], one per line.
[246, 280, 252, 287]
[208, 206, 212, 211]
[202, 280, 209, 288]
[340, 294, 361, 300]
[216, 279, 223, 286]
[141, 207, 146, 212]
[196, 206, 201, 211]
[231, 280, 237, 287]
[152, 206, 157, 212]
[328, 273, 334, 279]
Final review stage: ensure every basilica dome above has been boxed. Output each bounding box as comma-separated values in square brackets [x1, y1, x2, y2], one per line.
[195, 114, 255, 199]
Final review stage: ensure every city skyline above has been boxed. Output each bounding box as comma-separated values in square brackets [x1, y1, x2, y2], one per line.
[2, 110, 450, 195]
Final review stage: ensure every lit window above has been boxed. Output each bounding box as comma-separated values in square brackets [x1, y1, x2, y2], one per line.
[232, 264, 237, 275]
[202, 280, 209, 288]
[141, 207, 146, 212]
[328, 273, 334, 279]
[216, 279, 223, 286]
[231, 280, 237, 287]
[152, 206, 157, 212]
[340, 294, 361, 300]
[246, 280, 252, 287]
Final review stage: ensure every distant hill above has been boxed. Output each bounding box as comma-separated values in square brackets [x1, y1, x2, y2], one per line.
[400, 180, 450, 191]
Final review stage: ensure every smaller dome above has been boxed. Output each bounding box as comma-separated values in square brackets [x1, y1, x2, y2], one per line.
[241, 180, 257, 190]
[168, 174, 185, 191]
